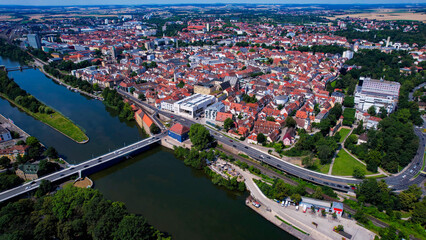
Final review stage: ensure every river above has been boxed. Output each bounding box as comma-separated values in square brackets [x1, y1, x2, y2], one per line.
[0, 57, 295, 240]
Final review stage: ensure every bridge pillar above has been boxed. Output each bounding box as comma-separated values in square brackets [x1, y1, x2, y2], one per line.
[78, 170, 82, 179]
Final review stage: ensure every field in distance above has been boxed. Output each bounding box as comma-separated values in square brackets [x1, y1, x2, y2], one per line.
[326, 8, 426, 22]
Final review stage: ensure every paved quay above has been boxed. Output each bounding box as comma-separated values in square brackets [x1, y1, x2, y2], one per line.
[235, 164, 377, 240]
[0, 113, 30, 149]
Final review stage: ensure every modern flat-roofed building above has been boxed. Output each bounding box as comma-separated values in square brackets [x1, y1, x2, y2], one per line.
[354, 77, 400, 114]
[173, 93, 216, 118]
[27, 34, 41, 49]
[205, 102, 225, 121]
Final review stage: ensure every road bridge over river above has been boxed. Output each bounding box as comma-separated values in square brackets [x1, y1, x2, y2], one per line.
[0, 133, 165, 203]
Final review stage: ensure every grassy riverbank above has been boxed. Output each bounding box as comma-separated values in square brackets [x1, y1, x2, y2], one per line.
[0, 93, 88, 143]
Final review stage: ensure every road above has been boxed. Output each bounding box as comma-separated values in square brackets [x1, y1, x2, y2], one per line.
[383, 127, 426, 191]
[0, 134, 164, 203]
[240, 169, 376, 240]
[120, 91, 426, 192]
[409, 82, 426, 101]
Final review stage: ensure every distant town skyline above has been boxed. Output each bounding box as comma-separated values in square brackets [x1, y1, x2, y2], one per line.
[2, 0, 426, 6]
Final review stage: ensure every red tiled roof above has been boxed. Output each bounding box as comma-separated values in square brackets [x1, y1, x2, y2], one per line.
[142, 114, 153, 127]
[216, 112, 233, 122]
[170, 123, 190, 135]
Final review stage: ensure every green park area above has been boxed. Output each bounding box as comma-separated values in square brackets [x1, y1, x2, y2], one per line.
[331, 149, 372, 176]
[0, 93, 88, 143]
[0, 70, 88, 143]
[33, 111, 88, 143]
[316, 161, 330, 174]
[337, 128, 351, 143]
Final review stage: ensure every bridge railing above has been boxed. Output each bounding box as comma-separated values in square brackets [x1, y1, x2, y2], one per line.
[0, 136, 162, 201]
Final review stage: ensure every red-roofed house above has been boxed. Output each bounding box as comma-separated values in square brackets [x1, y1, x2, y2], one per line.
[247, 132, 258, 144]
[216, 112, 233, 126]
[168, 122, 190, 142]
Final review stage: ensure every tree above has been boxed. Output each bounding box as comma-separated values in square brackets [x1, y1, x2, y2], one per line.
[0, 172, 23, 191]
[113, 214, 154, 240]
[285, 116, 297, 128]
[37, 160, 60, 177]
[366, 150, 381, 173]
[290, 193, 302, 204]
[93, 83, 100, 91]
[0, 156, 11, 168]
[367, 105, 376, 116]
[44, 147, 58, 159]
[343, 96, 355, 107]
[16, 140, 26, 145]
[302, 154, 315, 168]
[353, 121, 364, 135]
[26, 136, 40, 146]
[317, 145, 332, 164]
[257, 133, 266, 144]
[223, 118, 234, 131]
[411, 198, 426, 226]
[266, 116, 275, 122]
[352, 166, 365, 179]
[378, 107, 388, 119]
[189, 124, 212, 150]
[138, 93, 146, 101]
[399, 185, 422, 210]
[35, 180, 52, 197]
[312, 187, 324, 200]
[354, 208, 368, 224]
[149, 124, 160, 134]
[177, 81, 185, 88]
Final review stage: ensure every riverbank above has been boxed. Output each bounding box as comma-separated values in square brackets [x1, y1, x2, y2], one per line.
[33, 59, 103, 101]
[73, 177, 93, 188]
[0, 112, 30, 149]
[0, 92, 89, 144]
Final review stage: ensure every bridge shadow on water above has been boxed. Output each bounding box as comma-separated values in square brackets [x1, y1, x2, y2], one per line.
[89, 145, 246, 200]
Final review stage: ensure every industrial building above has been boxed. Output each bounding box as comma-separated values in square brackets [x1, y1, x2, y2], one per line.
[173, 93, 216, 118]
[354, 77, 400, 114]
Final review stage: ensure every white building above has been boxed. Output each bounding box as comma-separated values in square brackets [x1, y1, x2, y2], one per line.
[205, 102, 225, 122]
[173, 93, 216, 118]
[160, 99, 176, 112]
[342, 50, 354, 60]
[354, 77, 400, 114]
[0, 126, 12, 142]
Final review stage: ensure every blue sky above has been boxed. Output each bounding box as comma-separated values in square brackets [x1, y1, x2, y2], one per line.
[2, 0, 426, 6]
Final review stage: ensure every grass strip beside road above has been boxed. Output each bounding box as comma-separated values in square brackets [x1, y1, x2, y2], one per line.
[0, 93, 88, 143]
[331, 149, 372, 176]
[412, 151, 425, 179]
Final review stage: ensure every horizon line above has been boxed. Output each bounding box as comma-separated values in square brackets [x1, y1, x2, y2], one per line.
[1, 3, 426, 7]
